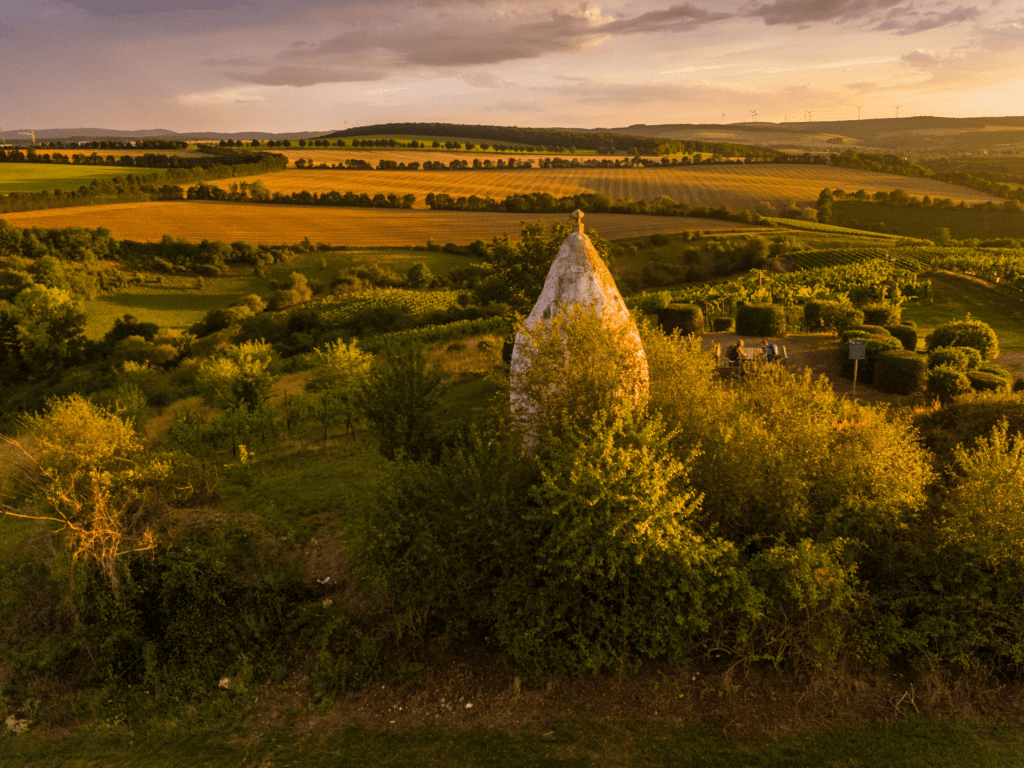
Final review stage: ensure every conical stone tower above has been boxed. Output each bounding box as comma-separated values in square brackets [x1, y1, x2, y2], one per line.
[510, 210, 648, 433]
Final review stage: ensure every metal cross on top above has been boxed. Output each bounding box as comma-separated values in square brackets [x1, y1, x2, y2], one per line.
[571, 209, 585, 235]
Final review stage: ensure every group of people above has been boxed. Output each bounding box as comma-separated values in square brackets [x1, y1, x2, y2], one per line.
[725, 338, 781, 364]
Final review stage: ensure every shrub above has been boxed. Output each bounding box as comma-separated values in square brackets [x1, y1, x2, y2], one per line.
[848, 323, 890, 336]
[874, 350, 928, 395]
[803, 300, 855, 332]
[928, 345, 982, 372]
[837, 332, 902, 382]
[861, 302, 901, 326]
[978, 362, 1012, 382]
[926, 318, 999, 360]
[915, 391, 1024, 465]
[736, 303, 785, 336]
[712, 317, 734, 332]
[942, 421, 1024, 568]
[967, 370, 1010, 393]
[928, 365, 972, 402]
[784, 305, 804, 333]
[885, 324, 918, 351]
[659, 302, 704, 335]
[898, 320, 917, 329]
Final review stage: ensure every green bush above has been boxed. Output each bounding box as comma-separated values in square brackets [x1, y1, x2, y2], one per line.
[928, 365, 972, 402]
[915, 391, 1024, 465]
[898, 320, 917, 330]
[837, 332, 902, 381]
[736, 303, 785, 336]
[837, 309, 866, 332]
[712, 317, 734, 332]
[928, 345, 982, 371]
[659, 302, 704, 335]
[848, 323, 890, 336]
[978, 362, 1012, 382]
[885, 324, 918, 351]
[926, 318, 999, 360]
[861, 302, 902, 326]
[784, 305, 804, 333]
[967, 370, 1011, 393]
[803, 300, 855, 332]
[873, 350, 928, 395]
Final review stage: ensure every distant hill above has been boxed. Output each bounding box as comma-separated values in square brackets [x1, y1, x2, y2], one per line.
[607, 116, 1024, 157]
[1, 127, 327, 145]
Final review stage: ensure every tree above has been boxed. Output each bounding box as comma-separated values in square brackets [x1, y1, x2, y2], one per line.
[197, 341, 276, 453]
[307, 340, 371, 447]
[2, 397, 157, 592]
[361, 346, 443, 460]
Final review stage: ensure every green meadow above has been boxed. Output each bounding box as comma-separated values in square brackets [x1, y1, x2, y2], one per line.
[0, 164, 165, 194]
[83, 247, 477, 336]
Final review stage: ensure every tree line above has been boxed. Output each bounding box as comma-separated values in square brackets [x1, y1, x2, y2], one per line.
[323, 122, 782, 159]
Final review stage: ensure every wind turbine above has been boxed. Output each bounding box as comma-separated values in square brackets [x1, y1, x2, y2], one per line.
[721, 112, 726, 124]
[854, 105, 863, 120]
[750, 110, 758, 123]
[894, 105, 901, 118]
[805, 110, 813, 122]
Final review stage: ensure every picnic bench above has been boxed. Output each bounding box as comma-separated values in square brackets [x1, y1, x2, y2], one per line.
[715, 341, 787, 377]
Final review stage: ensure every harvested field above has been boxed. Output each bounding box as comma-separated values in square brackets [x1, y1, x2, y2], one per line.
[0, 163, 166, 194]
[229, 164, 1000, 212]
[1, 202, 755, 246]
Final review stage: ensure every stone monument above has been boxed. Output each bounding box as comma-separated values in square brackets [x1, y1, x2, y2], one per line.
[510, 210, 649, 434]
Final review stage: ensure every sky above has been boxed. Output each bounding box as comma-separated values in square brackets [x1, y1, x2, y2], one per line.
[1, 0, 1022, 133]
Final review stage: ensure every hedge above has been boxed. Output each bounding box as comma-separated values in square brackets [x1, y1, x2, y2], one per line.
[885, 324, 918, 351]
[926, 319, 999, 360]
[848, 323, 890, 337]
[928, 345, 982, 372]
[838, 332, 902, 382]
[967, 370, 1011, 393]
[659, 303, 704, 335]
[736, 303, 785, 337]
[803, 300, 856, 332]
[712, 317, 734, 332]
[928, 365, 972, 402]
[861, 302, 902, 326]
[874, 350, 929, 395]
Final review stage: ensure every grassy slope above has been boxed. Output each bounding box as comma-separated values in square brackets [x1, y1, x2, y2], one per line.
[83, 248, 476, 337]
[0, 164, 166, 194]
[903, 271, 1024, 372]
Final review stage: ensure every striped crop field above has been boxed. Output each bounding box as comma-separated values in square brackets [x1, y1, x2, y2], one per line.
[0, 202, 756, 247]
[277, 149, 627, 167]
[229, 165, 1001, 211]
[0, 164, 166, 194]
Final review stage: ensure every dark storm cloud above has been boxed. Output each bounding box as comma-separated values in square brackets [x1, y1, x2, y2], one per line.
[874, 5, 982, 35]
[747, 0, 906, 26]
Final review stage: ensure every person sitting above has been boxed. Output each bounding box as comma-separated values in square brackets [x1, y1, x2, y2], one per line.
[762, 339, 779, 363]
[728, 339, 745, 363]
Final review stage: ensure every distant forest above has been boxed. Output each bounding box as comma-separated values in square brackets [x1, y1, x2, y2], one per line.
[323, 122, 782, 160]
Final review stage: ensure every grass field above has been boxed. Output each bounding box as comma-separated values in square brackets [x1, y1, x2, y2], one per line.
[82, 248, 477, 336]
[903, 272, 1024, 373]
[1, 202, 754, 247]
[0, 164, 166, 194]
[228, 164, 1001, 212]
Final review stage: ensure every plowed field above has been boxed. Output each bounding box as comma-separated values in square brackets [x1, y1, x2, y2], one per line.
[228, 165, 1000, 211]
[0, 202, 756, 246]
